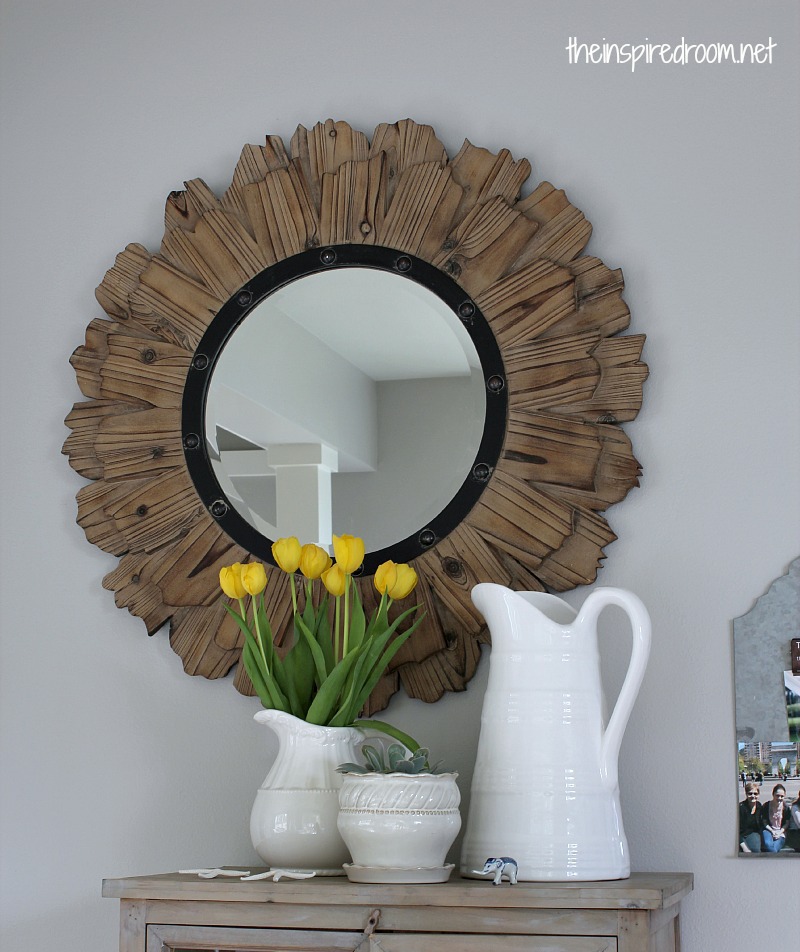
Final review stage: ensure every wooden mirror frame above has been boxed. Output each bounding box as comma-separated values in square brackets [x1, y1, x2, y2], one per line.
[64, 119, 647, 713]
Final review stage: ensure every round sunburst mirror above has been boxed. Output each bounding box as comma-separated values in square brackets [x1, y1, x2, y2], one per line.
[64, 118, 647, 714]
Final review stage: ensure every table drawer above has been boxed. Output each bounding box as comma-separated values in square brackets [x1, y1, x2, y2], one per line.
[149, 924, 616, 952]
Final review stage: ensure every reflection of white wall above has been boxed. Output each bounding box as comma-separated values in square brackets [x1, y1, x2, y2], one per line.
[208, 307, 377, 471]
[332, 369, 486, 551]
[272, 269, 479, 380]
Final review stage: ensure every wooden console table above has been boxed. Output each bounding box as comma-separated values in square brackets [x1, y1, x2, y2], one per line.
[104, 870, 692, 951]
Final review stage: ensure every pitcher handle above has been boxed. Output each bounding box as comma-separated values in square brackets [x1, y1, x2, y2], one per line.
[574, 588, 651, 788]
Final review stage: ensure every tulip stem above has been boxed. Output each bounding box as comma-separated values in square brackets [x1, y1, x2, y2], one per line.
[376, 590, 387, 627]
[289, 574, 297, 616]
[252, 594, 270, 675]
[342, 574, 351, 658]
[334, 595, 341, 661]
[240, 596, 269, 677]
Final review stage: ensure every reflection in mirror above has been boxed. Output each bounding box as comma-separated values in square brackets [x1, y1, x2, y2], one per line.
[205, 268, 486, 554]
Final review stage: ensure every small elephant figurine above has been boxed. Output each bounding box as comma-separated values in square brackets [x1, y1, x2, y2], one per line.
[474, 856, 518, 885]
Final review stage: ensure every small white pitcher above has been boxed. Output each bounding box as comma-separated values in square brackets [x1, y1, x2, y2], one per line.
[460, 584, 651, 881]
[251, 710, 363, 874]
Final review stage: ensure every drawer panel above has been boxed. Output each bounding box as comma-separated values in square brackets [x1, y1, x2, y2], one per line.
[370, 936, 616, 952]
[149, 925, 616, 952]
[148, 924, 364, 951]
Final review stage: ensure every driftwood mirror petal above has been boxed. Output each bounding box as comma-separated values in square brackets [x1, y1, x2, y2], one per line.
[63, 119, 647, 714]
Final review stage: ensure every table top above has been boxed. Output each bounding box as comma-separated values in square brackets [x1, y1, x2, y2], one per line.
[102, 870, 693, 910]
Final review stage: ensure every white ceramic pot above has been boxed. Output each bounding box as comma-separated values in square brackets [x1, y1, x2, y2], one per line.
[250, 710, 363, 874]
[337, 772, 461, 868]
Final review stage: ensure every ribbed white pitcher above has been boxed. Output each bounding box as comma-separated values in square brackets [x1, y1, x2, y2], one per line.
[460, 584, 650, 881]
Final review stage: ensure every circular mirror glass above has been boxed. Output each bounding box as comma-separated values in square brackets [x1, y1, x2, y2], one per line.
[204, 267, 486, 554]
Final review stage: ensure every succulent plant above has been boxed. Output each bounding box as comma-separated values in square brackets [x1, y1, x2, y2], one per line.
[337, 742, 447, 775]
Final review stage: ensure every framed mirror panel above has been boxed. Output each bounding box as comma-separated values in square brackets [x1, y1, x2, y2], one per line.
[183, 243, 506, 573]
[63, 119, 647, 713]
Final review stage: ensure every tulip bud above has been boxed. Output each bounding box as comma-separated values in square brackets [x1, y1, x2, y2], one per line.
[321, 562, 346, 597]
[374, 560, 398, 596]
[387, 563, 418, 600]
[272, 536, 302, 574]
[332, 534, 365, 575]
[299, 543, 332, 580]
[220, 563, 247, 599]
[241, 562, 267, 596]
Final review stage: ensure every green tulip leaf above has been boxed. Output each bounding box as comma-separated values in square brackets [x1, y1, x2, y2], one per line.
[364, 591, 389, 639]
[243, 634, 288, 711]
[312, 595, 335, 675]
[347, 584, 367, 653]
[327, 640, 375, 726]
[223, 603, 255, 642]
[295, 613, 329, 687]
[255, 598, 277, 670]
[353, 720, 421, 754]
[304, 650, 359, 725]
[348, 611, 425, 718]
[279, 650, 305, 719]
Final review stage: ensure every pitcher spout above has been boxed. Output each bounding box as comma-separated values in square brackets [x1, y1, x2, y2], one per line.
[470, 582, 509, 624]
[470, 583, 523, 648]
[472, 583, 577, 639]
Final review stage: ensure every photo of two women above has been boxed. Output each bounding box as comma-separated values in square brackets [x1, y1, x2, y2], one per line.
[738, 780, 800, 853]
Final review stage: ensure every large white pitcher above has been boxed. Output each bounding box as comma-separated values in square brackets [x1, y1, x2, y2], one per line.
[460, 584, 650, 881]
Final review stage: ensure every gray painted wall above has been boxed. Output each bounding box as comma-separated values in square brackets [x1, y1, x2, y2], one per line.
[1, 1, 798, 949]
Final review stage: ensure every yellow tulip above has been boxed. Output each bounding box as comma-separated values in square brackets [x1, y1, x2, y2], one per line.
[241, 562, 267, 596]
[321, 562, 346, 597]
[374, 560, 398, 596]
[299, 543, 332, 580]
[219, 563, 247, 599]
[272, 536, 302, 573]
[332, 534, 365, 574]
[387, 563, 418, 600]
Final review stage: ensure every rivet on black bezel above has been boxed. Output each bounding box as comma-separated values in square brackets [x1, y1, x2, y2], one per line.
[236, 290, 253, 307]
[183, 433, 200, 450]
[193, 354, 209, 371]
[210, 499, 228, 518]
[487, 375, 505, 393]
[418, 529, 436, 548]
[320, 248, 337, 265]
[472, 463, 491, 481]
[396, 256, 412, 272]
